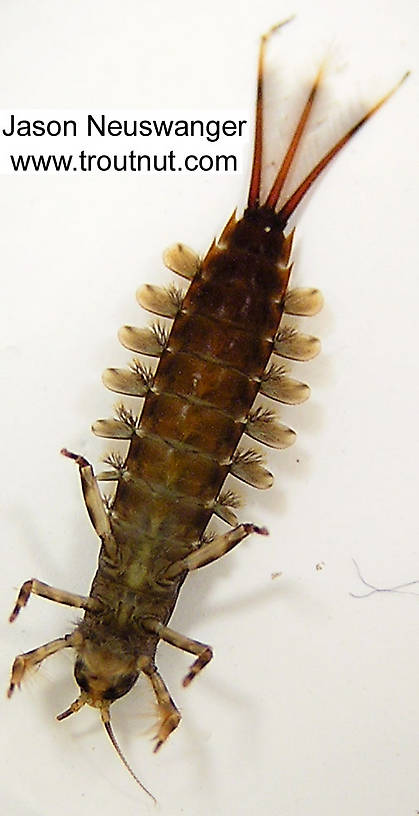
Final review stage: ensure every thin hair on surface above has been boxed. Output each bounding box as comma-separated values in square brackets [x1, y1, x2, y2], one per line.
[350, 559, 419, 599]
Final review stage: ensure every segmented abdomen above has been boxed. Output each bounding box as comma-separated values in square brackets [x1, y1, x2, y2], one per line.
[94, 209, 322, 582]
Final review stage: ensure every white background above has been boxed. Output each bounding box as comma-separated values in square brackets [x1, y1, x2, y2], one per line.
[1, 1, 418, 815]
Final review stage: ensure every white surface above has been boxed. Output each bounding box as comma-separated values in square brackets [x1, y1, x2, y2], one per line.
[1, 1, 418, 815]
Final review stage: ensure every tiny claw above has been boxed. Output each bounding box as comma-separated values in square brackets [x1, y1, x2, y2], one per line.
[8, 655, 26, 698]
[60, 448, 89, 468]
[256, 525, 269, 536]
[9, 607, 19, 624]
[61, 447, 76, 459]
[7, 682, 16, 699]
[182, 645, 213, 687]
[243, 523, 269, 537]
[153, 709, 181, 751]
[9, 579, 33, 623]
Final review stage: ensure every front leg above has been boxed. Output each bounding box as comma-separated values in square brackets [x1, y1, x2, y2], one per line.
[8, 632, 80, 697]
[9, 578, 101, 623]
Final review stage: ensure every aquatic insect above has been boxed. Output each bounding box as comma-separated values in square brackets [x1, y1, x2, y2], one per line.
[8, 22, 407, 798]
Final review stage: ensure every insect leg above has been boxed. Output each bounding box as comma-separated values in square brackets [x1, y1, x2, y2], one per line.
[144, 620, 213, 687]
[143, 661, 181, 752]
[9, 578, 101, 623]
[61, 448, 118, 559]
[8, 632, 79, 697]
[164, 522, 269, 578]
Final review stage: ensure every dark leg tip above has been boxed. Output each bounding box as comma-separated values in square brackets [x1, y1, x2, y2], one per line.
[256, 525, 269, 536]
[61, 448, 89, 468]
[60, 447, 74, 459]
[243, 523, 269, 537]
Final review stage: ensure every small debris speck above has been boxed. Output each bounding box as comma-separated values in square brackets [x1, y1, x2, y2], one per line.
[315, 562, 325, 571]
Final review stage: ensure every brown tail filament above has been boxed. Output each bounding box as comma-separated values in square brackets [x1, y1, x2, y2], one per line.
[278, 71, 409, 223]
[264, 64, 323, 210]
[247, 18, 294, 208]
[248, 22, 409, 221]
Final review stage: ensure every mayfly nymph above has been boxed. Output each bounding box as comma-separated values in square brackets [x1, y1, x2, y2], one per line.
[8, 21, 408, 798]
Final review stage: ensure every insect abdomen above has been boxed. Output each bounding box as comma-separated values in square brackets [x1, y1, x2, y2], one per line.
[108, 210, 290, 559]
